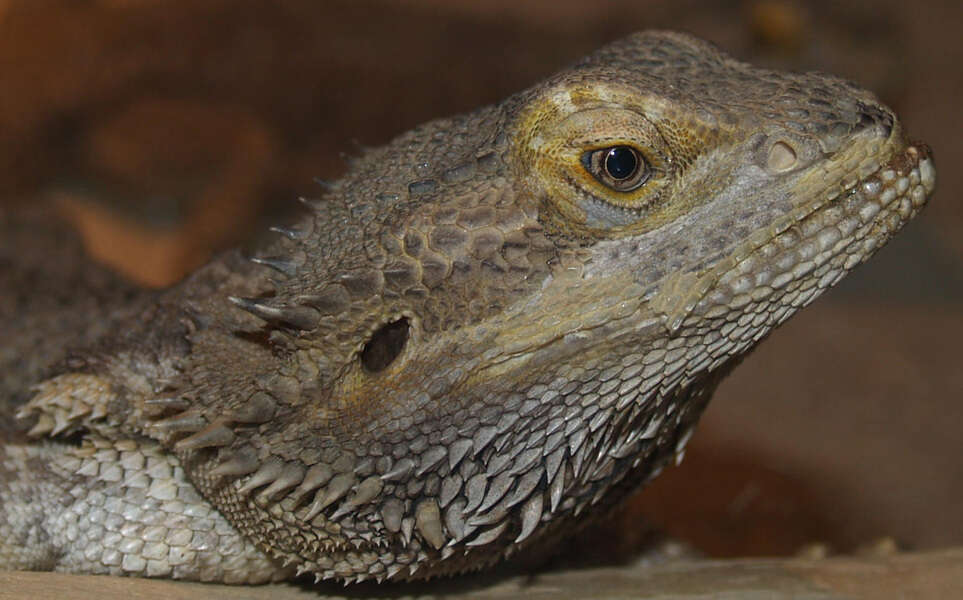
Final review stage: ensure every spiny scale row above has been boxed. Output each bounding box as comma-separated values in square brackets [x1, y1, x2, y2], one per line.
[20, 374, 113, 438]
[147, 391, 276, 450]
[151, 385, 676, 582]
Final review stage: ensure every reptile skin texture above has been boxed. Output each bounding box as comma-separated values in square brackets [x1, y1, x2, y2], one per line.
[0, 31, 936, 584]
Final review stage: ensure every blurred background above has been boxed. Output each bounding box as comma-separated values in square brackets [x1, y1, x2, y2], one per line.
[0, 0, 959, 565]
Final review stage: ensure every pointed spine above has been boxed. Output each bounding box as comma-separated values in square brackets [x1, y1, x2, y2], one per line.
[415, 499, 445, 550]
[258, 462, 306, 501]
[143, 396, 191, 417]
[416, 446, 447, 477]
[228, 296, 320, 330]
[448, 438, 473, 470]
[230, 392, 277, 424]
[380, 457, 415, 482]
[330, 475, 383, 519]
[515, 493, 543, 544]
[174, 422, 236, 451]
[211, 448, 260, 477]
[151, 410, 207, 434]
[250, 256, 298, 277]
[465, 521, 508, 547]
[305, 473, 355, 520]
[290, 463, 333, 504]
[237, 457, 284, 496]
[312, 177, 337, 191]
[269, 225, 305, 240]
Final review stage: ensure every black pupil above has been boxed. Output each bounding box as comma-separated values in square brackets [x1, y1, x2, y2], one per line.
[604, 146, 638, 180]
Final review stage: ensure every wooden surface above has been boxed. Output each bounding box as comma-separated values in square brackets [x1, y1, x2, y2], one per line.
[2, 548, 962, 599]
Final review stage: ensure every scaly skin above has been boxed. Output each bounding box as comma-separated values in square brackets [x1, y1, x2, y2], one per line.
[0, 31, 936, 584]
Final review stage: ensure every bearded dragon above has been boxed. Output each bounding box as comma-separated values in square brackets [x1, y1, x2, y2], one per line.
[0, 31, 935, 584]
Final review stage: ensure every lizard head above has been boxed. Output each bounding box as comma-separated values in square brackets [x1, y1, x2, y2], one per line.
[511, 31, 934, 331]
[143, 31, 934, 582]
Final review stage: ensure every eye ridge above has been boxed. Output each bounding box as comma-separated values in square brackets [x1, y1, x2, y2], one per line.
[582, 145, 650, 192]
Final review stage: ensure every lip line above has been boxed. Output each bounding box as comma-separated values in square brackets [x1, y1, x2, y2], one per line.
[651, 139, 933, 333]
[889, 140, 932, 174]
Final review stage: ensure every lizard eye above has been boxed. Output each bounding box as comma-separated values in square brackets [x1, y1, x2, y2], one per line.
[360, 318, 409, 373]
[582, 145, 650, 192]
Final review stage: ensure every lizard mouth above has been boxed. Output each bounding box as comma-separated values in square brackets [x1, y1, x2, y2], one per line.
[687, 140, 935, 328]
[830, 140, 934, 244]
[789, 138, 934, 255]
[801, 139, 935, 281]
[656, 139, 935, 334]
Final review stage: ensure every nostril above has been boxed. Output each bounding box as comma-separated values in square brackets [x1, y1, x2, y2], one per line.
[767, 140, 798, 173]
[877, 114, 894, 139]
[855, 101, 895, 139]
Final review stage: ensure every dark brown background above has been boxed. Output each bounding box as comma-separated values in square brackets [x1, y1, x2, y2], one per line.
[1, 0, 960, 567]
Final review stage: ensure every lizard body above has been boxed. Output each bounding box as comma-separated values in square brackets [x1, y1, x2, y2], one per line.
[0, 31, 935, 584]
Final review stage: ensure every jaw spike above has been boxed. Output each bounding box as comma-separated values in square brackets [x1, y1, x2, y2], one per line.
[258, 462, 305, 502]
[142, 396, 191, 417]
[276, 305, 321, 330]
[174, 422, 236, 451]
[237, 457, 285, 496]
[26, 413, 55, 437]
[228, 296, 281, 320]
[304, 473, 355, 521]
[250, 256, 298, 277]
[228, 296, 320, 331]
[269, 225, 305, 240]
[298, 196, 324, 211]
[289, 464, 334, 505]
[151, 410, 207, 434]
[312, 177, 337, 191]
[210, 448, 259, 477]
[229, 392, 277, 424]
